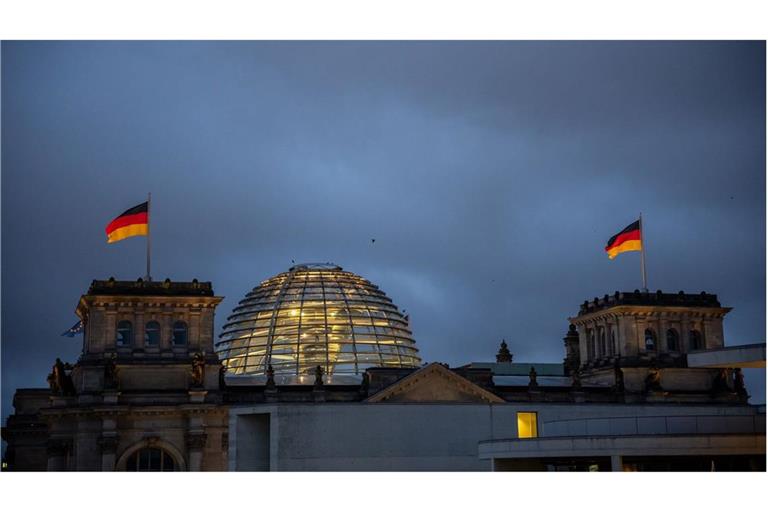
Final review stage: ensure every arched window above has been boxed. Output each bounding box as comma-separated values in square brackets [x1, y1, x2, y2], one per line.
[598, 327, 606, 357]
[125, 447, 176, 471]
[116, 321, 133, 346]
[644, 329, 656, 351]
[666, 329, 679, 351]
[689, 330, 703, 351]
[172, 321, 188, 346]
[145, 321, 161, 346]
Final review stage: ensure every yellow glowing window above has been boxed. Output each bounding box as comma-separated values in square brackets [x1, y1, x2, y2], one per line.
[517, 412, 538, 438]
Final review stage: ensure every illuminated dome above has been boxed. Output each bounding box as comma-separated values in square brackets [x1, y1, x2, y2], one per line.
[216, 263, 421, 381]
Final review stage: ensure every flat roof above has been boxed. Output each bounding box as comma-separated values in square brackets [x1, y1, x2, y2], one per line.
[687, 343, 766, 368]
[462, 362, 564, 376]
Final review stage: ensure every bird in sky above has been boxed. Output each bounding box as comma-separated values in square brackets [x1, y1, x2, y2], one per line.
[371, 238, 376, 244]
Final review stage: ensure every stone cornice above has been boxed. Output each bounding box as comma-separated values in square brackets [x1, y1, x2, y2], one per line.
[79, 295, 223, 311]
[39, 403, 228, 420]
[570, 305, 731, 325]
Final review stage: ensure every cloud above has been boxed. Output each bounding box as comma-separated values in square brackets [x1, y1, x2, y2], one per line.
[2, 41, 765, 422]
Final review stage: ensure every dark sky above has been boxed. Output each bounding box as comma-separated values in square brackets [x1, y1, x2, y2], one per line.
[2, 41, 765, 422]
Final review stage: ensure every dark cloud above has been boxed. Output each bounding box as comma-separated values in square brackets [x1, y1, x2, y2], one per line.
[2, 41, 765, 422]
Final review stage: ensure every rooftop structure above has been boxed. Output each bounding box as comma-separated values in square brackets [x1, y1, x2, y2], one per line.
[568, 290, 731, 373]
[85, 277, 214, 297]
[577, 290, 724, 315]
[216, 263, 421, 379]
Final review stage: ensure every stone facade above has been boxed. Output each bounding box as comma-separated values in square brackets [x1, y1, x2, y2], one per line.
[568, 290, 735, 398]
[2, 282, 764, 472]
[570, 290, 729, 368]
[3, 278, 227, 471]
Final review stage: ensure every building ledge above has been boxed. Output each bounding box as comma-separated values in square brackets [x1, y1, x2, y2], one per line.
[479, 433, 766, 459]
[687, 343, 766, 368]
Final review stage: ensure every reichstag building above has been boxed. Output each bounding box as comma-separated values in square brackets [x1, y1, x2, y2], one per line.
[2, 263, 765, 471]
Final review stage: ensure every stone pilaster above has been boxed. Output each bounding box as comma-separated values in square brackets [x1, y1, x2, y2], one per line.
[98, 434, 119, 471]
[186, 432, 207, 472]
[46, 438, 72, 471]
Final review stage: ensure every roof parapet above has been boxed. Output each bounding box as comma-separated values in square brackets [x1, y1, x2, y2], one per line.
[86, 277, 214, 297]
[578, 290, 722, 315]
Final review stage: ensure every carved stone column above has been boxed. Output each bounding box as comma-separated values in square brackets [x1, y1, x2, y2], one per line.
[186, 432, 207, 471]
[681, 314, 691, 353]
[46, 438, 72, 471]
[221, 433, 229, 470]
[575, 324, 588, 365]
[98, 434, 119, 471]
[190, 311, 202, 352]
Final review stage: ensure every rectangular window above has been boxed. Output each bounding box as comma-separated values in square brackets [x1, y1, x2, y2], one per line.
[517, 412, 538, 438]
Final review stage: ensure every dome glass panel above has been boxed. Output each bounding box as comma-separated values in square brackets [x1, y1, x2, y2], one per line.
[216, 263, 421, 377]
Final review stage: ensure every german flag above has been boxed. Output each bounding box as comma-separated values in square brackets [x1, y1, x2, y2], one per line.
[105, 202, 148, 244]
[605, 220, 642, 260]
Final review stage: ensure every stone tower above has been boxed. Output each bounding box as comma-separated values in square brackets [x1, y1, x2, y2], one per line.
[74, 277, 223, 392]
[569, 290, 729, 368]
[4, 278, 227, 471]
[568, 290, 736, 397]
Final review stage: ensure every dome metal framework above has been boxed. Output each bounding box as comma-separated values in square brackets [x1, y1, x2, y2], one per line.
[216, 263, 421, 378]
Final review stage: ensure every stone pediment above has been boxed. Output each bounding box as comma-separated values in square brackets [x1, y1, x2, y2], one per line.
[366, 363, 504, 404]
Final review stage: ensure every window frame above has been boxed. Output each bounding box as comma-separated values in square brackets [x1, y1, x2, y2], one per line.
[116, 320, 133, 347]
[644, 328, 657, 351]
[598, 327, 607, 357]
[666, 328, 679, 352]
[125, 447, 176, 471]
[172, 321, 188, 346]
[689, 329, 704, 351]
[517, 411, 539, 439]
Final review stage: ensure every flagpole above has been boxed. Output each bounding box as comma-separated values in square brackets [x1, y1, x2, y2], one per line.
[146, 192, 152, 282]
[640, 212, 648, 292]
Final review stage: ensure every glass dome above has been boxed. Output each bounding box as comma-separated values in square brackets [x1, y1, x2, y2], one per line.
[216, 263, 421, 379]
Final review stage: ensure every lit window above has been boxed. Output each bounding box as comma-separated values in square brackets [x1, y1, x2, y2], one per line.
[517, 412, 538, 438]
[172, 321, 188, 346]
[116, 321, 133, 346]
[145, 321, 161, 346]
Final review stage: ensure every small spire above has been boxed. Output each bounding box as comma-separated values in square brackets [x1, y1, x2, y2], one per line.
[496, 339, 513, 363]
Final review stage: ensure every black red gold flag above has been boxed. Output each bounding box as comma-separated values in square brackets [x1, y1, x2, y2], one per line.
[105, 202, 149, 244]
[605, 220, 642, 259]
